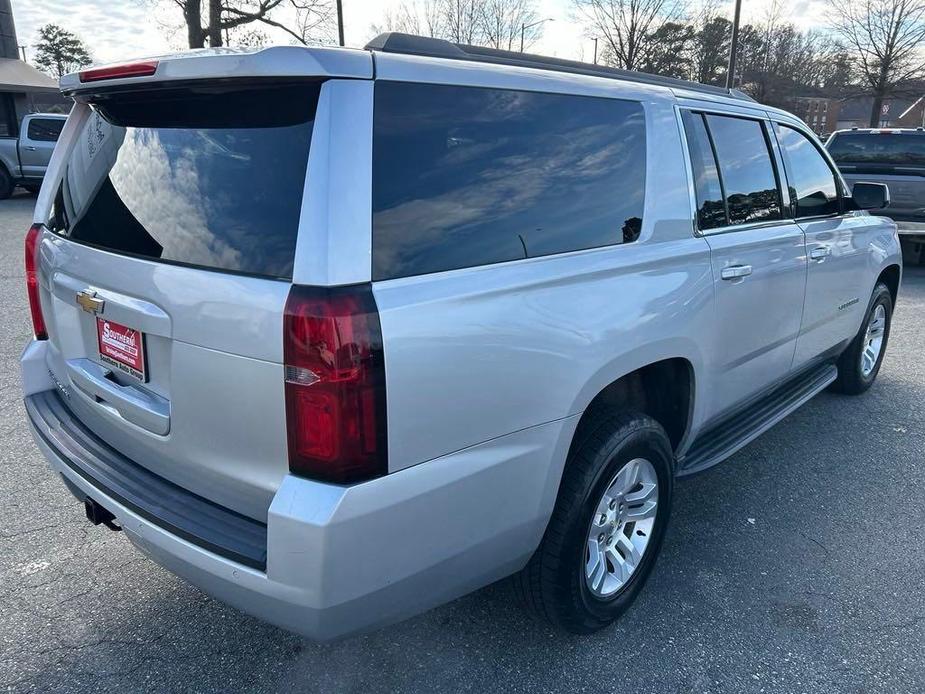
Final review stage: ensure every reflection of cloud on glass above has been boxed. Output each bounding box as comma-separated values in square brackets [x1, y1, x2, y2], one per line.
[109, 129, 242, 269]
[375, 112, 644, 277]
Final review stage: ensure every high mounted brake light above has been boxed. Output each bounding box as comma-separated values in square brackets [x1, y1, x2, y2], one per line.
[25, 224, 47, 340]
[79, 60, 159, 82]
[283, 284, 387, 484]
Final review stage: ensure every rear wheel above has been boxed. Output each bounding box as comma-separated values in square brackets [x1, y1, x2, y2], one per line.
[832, 282, 893, 395]
[514, 411, 673, 633]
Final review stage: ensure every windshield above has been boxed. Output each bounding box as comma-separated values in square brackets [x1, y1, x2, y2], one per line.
[48, 82, 320, 279]
[827, 132, 925, 165]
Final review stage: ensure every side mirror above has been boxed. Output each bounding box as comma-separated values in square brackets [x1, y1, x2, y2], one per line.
[851, 182, 890, 210]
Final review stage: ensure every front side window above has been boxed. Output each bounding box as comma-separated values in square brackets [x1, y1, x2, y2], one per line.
[705, 114, 782, 225]
[372, 82, 647, 280]
[27, 118, 64, 142]
[776, 124, 840, 218]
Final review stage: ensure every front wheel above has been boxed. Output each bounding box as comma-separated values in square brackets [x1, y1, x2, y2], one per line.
[832, 282, 893, 395]
[513, 411, 673, 634]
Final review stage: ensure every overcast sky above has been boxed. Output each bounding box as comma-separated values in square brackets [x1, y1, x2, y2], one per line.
[14, 0, 830, 67]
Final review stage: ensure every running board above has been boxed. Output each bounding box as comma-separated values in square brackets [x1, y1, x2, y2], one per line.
[677, 363, 837, 476]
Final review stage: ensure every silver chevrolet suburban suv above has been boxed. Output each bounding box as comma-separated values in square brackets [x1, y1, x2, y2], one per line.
[21, 35, 901, 641]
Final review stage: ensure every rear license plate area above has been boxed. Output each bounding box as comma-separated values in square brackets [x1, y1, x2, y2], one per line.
[97, 317, 147, 382]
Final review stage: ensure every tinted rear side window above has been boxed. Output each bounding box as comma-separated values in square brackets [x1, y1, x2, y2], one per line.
[372, 82, 646, 280]
[828, 132, 925, 164]
[681, 111, 726, 230]
[776, 124, 839, 217]
[27, 118, 64, 142]
[705, 115, 782, 225]
[48, 84, 319, 279]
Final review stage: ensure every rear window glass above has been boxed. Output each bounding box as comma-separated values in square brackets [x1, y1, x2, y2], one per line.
[827, 132, 925, 165]
[372, 82, 647, 281]
[27, 118, 64, 142]
[48, 84, 319, 279]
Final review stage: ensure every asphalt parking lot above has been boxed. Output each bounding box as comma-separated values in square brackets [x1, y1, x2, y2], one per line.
[1, 191, 923, 693]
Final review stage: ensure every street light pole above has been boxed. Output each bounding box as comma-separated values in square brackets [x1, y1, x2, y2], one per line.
[593, 38, 598, 64]
[520, 18, 554, 52]
[725, 0, 742, 89]
[336, 0, 345, 47]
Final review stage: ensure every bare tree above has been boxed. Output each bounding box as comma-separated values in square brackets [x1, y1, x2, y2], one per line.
[829, 0, 925, 126]
[572, 0, 685, 71]
[442, 0, 485, 44]
[374, 0, 446, 37]
[482, 0, 540, 50]
[165, 0, 336, 48]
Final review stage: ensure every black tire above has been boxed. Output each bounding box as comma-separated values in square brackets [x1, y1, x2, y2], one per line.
[0, 167, 12, 200]
[23, 184, 41, 196]
[831, 282, 893, 395]
[513, 411, 674, 634]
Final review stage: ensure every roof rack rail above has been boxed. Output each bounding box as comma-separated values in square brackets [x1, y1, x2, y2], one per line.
[365, 32, 755, 103]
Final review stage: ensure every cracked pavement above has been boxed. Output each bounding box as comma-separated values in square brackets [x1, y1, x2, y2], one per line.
[1, 192, 923, 693]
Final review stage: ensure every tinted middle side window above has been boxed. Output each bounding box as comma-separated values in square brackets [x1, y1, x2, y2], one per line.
[775, 124, 839, 217]
[372, 82, 647, 280]
[681, 111, 726, 230]
[706, 115, 782, 225]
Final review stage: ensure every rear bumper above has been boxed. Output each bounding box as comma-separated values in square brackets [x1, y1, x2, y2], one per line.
[23, 342, 573, 641]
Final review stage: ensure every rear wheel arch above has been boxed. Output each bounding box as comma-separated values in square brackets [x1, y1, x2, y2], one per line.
[570, 358, 695, 461]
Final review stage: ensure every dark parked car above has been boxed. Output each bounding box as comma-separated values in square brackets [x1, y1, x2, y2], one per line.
[827, 128, 925, 263]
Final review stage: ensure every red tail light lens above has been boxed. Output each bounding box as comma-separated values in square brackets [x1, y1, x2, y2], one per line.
[25, 224, 47, 340]
[284, 284, 387, 484]
[78, 60, 158, 82]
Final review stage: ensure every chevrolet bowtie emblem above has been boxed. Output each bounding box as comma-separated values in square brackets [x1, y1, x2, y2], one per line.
[76, 290, 104, 315]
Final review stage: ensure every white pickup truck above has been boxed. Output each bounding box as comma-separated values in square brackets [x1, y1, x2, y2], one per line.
[0, 113, 66, 198]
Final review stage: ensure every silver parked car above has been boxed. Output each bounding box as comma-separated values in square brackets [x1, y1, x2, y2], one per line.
[0, 112, 67, 197]
[21, 35, 901, 640]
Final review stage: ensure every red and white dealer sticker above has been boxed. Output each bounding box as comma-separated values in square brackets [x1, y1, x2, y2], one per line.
[97, 318, 146, 381]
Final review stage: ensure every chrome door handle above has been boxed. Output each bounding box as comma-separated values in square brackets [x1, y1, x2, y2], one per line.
[810, 246, 831, 261]
[721, 264, 753, 280]
[23, 145, 36, 151]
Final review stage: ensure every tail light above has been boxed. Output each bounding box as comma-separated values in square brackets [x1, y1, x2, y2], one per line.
[283, 284, 387, 484]
[79, 60, 158, 82]
[25, 224, 47, 340]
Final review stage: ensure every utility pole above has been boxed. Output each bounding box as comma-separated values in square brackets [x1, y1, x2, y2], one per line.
[19, 45, 26, 61]
[336, 0, 345, 47]
[593, 38, 598, 64]
[725, 0, 742, 89]
[520, 18, 554, 52]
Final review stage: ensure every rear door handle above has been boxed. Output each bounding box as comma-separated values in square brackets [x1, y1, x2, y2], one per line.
[720, 264, 753, 280]
[23, 145, 36, 151]
[810, 246, 831, 261]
